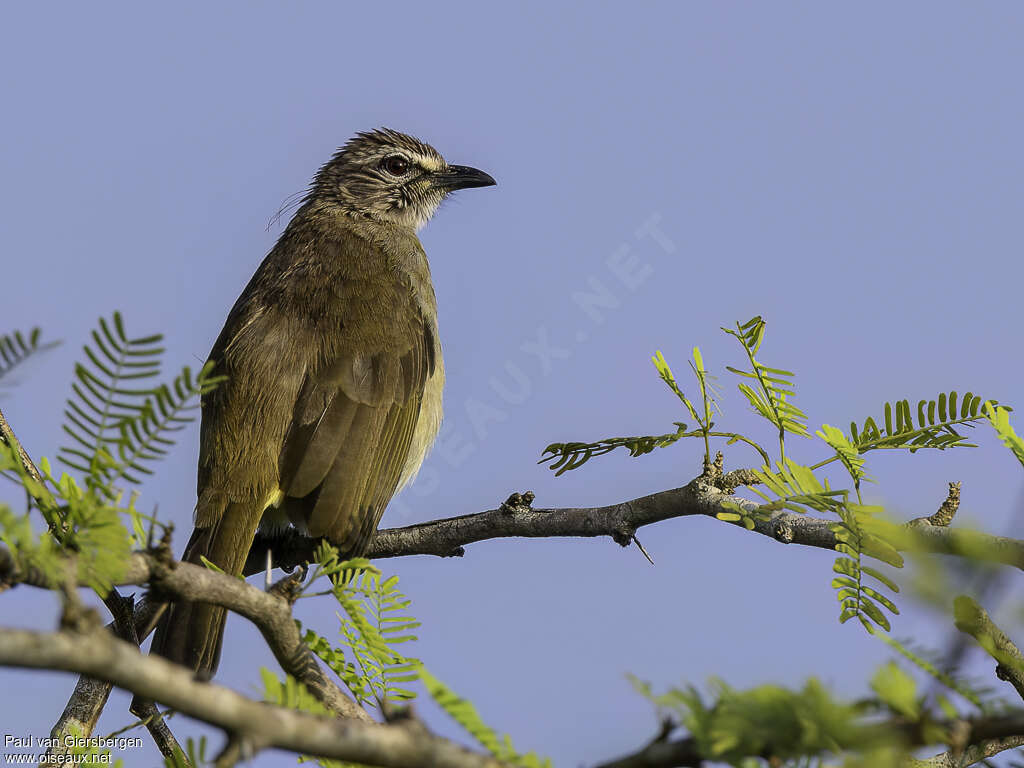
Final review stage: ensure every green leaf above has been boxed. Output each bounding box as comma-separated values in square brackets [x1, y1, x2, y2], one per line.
[420, 665, 551, 765]
[59, 313, 222, 496]
[816, 423, 867, 482]
[848, 392, 1006, 455]
[724, 317, 808, 441]
[0, 325, 60, 389]
[870, 662, 919, 718]
[540, 423, 689, 475]
[984, 404, 1024, 468]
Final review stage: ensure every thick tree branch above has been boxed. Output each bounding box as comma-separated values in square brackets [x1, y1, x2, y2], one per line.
[0, 626, 507, 768]
[3, 545, 372, 758]
[63, 552, 369, 723]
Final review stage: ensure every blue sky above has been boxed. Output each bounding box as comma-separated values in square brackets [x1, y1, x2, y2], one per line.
[2, 2, 1023, 766]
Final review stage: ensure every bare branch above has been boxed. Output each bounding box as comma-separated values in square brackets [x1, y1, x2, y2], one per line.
[249, 479, 1024, 573]
[0, 627, 509, 768]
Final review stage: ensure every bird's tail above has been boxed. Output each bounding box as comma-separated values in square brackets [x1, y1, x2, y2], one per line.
[150, 509, 257, 678]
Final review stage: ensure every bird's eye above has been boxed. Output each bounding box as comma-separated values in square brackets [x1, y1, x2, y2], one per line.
[381, 155, 410, 176]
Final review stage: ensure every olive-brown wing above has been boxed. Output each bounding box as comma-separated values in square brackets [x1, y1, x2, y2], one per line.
[277, 316, 432, 555]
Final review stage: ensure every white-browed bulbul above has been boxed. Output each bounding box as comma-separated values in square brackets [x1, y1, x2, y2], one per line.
[151, 128, 495, 676]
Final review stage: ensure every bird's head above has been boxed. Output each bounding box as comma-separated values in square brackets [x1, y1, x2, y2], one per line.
[311, 128, 495, 231]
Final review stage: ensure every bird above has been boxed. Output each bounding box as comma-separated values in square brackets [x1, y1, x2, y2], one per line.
[150, 128, 495, 677]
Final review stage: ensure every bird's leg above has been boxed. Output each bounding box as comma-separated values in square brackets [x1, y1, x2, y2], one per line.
[265, 546, 273, 590]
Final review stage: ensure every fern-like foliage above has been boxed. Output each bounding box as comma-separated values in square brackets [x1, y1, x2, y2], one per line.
[303, 547, 420, 709]
[718, 460, 847, 534]
[59, 312, 220, 491]
[847, 391, 1004, 454]
[813, 392, 1005, 492]
[730, 453, 903, 638]
[541, 344, 770, 475]
[627, 665, 983, 768]
[293, 544, 550, 767]
[831, 505, 902, 634]
[538, 316, 1017, 647]
[626, 663, 1003, 768]
[984, 404, 1024, 469]
[419, 665, 552, 768]
[540, 423, 689, 476]
[719, 460, 903, 632]
[875, 635, 998, 714]
[0, 502, 63, 589]
[337, 570, 420, 707]
[723, 316, 808, 462]
[0, 326, 59, 390]
[0, 450, 133, 594]
[261, 670, 359, 768]
[627, 674, 905, 767]
[815, 424, 867, 483]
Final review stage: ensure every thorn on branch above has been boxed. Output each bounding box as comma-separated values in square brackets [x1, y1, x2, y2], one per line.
[632, 534, 655, 566]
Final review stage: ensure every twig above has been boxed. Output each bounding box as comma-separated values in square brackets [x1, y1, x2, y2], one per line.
[953, 595, 1024, 702]
[0, 404, 43, 484]
[907, 735, 1024, 767]
[44, 596, 165, 762]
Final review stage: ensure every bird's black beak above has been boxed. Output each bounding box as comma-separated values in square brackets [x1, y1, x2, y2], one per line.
[435, 164, 497, 191]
